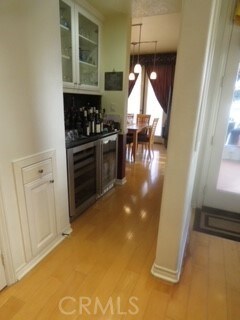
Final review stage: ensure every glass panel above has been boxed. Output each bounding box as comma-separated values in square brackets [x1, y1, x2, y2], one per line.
[78, 13, 98, 86]
[145, 78, 163, 136]
[59, 0, 73, 83]
[127, 72, 142, 122]
[217, 64, 240, 194]
[102, 140, 117, 187]
[73, 146, 96, 208]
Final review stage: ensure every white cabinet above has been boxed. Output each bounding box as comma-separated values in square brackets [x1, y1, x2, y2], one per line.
[13, 151, 58, 262]
[60, 0, 75, 85]
[24, 173, 57, 257]
[59, 0, 100, 92]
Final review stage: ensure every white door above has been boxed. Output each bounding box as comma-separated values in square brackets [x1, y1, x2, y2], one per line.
[0, 249, 7, 291]
[25, 173, 57, 256]
[203, 25, 240, 213]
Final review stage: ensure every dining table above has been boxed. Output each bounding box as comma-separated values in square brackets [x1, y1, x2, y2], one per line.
[127, 123, 150, 162]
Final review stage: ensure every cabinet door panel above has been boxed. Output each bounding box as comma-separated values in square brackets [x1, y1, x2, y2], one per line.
[77, 11, 99, 87]
[60, 0, 75, 85]
[24, 174, 57, 256]
[59, 0, 100, 91]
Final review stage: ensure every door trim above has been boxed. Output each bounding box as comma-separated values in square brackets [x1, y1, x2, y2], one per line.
[203, 23, 240, 212]
[0, 184, 16, 285]
[194, 0, 237, 209]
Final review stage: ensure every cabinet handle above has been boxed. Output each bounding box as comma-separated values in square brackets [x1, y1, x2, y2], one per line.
[50, 180, 54, 183]
[38, 169, 44, 173]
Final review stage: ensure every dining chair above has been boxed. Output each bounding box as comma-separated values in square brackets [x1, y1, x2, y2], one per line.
[136, 114, 151, 139]
[138, 118, 159, 157]
[136, 114, 151, 126]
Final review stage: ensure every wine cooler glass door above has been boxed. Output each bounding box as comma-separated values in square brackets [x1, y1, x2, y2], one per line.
[101, 134, 118, 195]
[67, 141, 98, 219]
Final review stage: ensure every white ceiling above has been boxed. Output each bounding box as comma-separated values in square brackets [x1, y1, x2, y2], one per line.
[132, 0, 181, 17]
[131, 13, 181, 54]
[86, 0, 182, 54]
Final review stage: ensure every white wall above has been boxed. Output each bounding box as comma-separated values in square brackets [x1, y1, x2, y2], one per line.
[0, 0, 70, 276]
[152, 0, 219, 282]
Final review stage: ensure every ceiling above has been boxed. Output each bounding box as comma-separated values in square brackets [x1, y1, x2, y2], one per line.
[86, 0, 182, 54]
[132, 0, 181, 17]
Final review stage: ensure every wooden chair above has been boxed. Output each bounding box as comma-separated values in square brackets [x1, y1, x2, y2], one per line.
[136, 114, 151, 126]
[138, 118, 159, 157]
[137, 114, 151, 138]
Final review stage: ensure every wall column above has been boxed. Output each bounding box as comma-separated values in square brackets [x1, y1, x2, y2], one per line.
[152, 0, 219, 282]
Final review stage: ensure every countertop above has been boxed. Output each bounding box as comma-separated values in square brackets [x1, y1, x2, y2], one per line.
[65, 130, 120, 149]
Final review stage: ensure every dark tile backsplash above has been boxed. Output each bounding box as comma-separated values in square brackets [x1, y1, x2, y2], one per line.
[63, 93, 101, 130]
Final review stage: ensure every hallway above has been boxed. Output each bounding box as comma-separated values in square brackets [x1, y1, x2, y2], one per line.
[0, 144, 240, 319]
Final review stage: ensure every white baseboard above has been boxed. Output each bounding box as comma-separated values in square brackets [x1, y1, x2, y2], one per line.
[115, 177, 127, 185]
[151, 263, 180, 283]
[16, 227, 72, 281]
[151, 218, 190, 284]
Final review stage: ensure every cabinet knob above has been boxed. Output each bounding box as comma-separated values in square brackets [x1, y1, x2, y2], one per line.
[50, 180, 54, 183]
[38, 169, 44, 173]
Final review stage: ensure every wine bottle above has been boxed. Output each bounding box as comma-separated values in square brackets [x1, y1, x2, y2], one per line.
[83, 110, 90, 136]
[89, 108, 95, 135]
[99, 112, 104, 133]
[95, 110, 101, 134]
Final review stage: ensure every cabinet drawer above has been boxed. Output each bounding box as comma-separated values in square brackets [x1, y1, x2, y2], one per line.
[22, 159, 52, 184]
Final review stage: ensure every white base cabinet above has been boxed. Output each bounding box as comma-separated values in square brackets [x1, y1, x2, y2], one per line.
[24, 173, 57, 257]
[13, 150, 70, 279]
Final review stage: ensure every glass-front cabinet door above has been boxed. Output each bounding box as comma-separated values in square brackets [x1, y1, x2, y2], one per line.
[77, 12, 99, 87]
[59, 0, 100, 91]
[59, 0, 75, 85]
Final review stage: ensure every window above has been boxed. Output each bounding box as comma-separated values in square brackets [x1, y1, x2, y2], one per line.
[128, 72, 142, 123]
[128, 71, 164, 137]
[145, 78, 163, 136]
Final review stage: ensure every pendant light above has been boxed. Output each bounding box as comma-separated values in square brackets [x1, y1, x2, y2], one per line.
[134, 24, 142, 74]
[129, 43, 136, 80]
[150, 41, 157, 80]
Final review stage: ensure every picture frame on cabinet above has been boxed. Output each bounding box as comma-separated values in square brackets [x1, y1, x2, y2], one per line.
[104, 72, 123, 91]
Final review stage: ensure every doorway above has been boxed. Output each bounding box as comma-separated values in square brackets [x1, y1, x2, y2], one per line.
[203, 24, 240, 213]
[127, 68, 165, 139]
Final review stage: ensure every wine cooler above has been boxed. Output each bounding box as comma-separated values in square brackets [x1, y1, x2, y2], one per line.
[99, 134, 118, 197]
[66, 133, 118, 220]
[67, 140, 99, 220]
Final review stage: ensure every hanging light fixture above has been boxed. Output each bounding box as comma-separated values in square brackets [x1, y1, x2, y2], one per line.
[150, 41, 157, 80]
[129, 43, 136, 80]
[134, 24, 142, 74]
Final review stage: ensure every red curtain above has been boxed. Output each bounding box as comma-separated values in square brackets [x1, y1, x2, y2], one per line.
[128, 53, 176, 111]
[145, 63, 175, 113]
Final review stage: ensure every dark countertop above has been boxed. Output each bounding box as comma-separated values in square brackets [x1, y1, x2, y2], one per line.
[66, 130, 120, 149]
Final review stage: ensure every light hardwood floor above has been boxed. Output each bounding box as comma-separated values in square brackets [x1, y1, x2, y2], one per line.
[0, 144, 240, 319]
